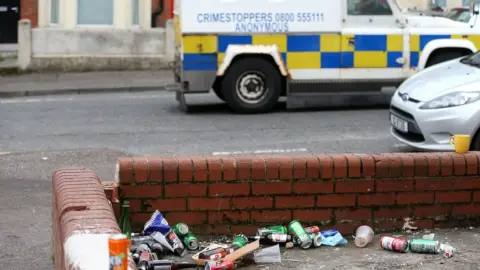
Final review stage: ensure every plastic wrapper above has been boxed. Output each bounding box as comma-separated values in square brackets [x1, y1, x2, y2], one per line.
[320, 229, 348, 246]
[144, 210, 171, 235]
[253, 244, 281, 264]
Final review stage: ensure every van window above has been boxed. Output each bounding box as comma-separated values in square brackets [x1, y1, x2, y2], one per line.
[347, 0, 393, 15]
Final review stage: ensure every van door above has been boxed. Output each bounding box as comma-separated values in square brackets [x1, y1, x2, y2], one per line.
[341, 0, 405, 81]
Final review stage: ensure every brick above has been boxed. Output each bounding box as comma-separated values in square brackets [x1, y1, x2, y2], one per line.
[147, 157, 163, 182]
[232, 197, 273, 209]
[146, 198, 186, 211]
[411, 153, 428, 177]
[397, 153, 414, 177]
[397, 192, 434, 205]
[330, 154, 347, 178]
[209, 211, 250, 224]
[275, 196, 315, 208]
[294, 181, 334, 194]
[337, 221, 373, 235]
[133, 157, 149, 183]
[474, 191, 480, 202]
[435, 191, 471, 203]
[452, 177, 480, 189]
[221, 157, 237, 181]
[231, 225, 258, 235]
[116, 157, 134, 183]
[376, 178, 413, 192]
[278, 156, 293, 180]
[293, 209, 332, 222]
[414, 205, 451, 217]
[452, 204, 480, 216]
[358, 193, 395, 206]
[130, 213, 152, 227]
[206, 157, 222, 181]
[355, 154, 375, 178]
[252, 182, 292, 195]
[344, 154, 361, 178]
[188, 198, 230, 210]
[416, 178, 454, 191]
[177, 157, 193, 182]
[335, 208, 372, 221]
[374, 207, 411, 219]
[450, 153, 467, 176]
[120, 185, 163, 198]
[207, 225, 230, 235]
[192, 156, 207, 182]
[411, 219, 434, 230]
[464, 153, 479, 175]
[251, 210, 292, 223]
[236, 156, 251, 180]
[315, 154, 333, 179]
[292, 156, 306, 179]
[165, 212, 207, 225]
[251, 156, 266, 180]
[384, 154, 403, 178]
[336, 180, 373, 193]
[264, 156, 279, 180]
[305, 155, 320, 179]
[163, 157, 178, 183]
[317, 194, 356, 207]
[165, 184, 207, 197]
[372, 154, 389, 178]
[209, 183, 250, 196]
[424, 153, 440, 177]
[437, 153, 454, 176]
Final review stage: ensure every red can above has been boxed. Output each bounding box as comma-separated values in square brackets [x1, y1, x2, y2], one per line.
[380, 236, 409, 253]
[304, 226, 320, 234]
[204, 260, 235, 270]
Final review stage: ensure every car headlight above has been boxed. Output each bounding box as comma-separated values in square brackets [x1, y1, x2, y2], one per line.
[419, 91, 480, 109]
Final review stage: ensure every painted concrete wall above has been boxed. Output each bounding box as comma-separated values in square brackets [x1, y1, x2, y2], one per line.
[397, 0, 463, 9]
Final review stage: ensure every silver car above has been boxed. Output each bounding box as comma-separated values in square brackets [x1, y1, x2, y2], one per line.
[390, 52, 480, 151]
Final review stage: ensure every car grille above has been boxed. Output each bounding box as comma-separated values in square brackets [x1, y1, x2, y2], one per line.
[390, 106, 425, 143]
[397, 92, 421, 103]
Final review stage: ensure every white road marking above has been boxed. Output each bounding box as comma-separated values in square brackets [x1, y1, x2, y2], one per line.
[0, 152, 10, 155]
[212, 148, 308, 156]
[392, 143, 408, 148]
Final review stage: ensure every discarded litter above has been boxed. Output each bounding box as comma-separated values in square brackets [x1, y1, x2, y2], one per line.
[110, 204, 458, 270]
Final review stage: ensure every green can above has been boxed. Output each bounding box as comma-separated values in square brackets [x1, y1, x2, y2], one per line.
[409, 239, 441, 254]
[288, 220, 312, 249]
[183, 232, 199, 250]
[173, 223, 189, 236]
[231, 234, 248, 250]
[267, 225, 288, 234]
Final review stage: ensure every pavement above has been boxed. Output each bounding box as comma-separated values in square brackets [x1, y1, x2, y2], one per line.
[0, 70, 177, 97]
[175, 228, 480, 270]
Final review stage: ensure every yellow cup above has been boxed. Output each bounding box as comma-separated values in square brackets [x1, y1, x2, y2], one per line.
[449, 134, 470, 154]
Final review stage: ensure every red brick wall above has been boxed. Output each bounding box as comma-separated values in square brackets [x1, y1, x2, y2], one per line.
[153, 0, 174, 28]
[52, 169, 134, 270]
[21, 0, 38, 27]
[115, 152, 480, 236]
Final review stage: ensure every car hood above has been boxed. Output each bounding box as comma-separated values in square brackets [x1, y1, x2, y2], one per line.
[399, 59, 480, 101]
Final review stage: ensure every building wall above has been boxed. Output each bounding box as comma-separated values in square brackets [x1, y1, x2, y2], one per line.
[20, 0, 38, 27]
[397, 0, 463, 9]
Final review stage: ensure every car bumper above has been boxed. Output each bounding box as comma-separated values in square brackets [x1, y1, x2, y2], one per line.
[389, 93, 479, 151]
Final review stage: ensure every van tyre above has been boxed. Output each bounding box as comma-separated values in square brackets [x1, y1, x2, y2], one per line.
[426, 51, 465, 67]
[221, 57, 282, 113]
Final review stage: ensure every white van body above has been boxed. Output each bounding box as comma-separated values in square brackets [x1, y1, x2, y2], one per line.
[173, 0, 480, 113]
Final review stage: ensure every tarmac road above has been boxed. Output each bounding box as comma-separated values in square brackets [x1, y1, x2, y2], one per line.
[0, 91, 417, 269]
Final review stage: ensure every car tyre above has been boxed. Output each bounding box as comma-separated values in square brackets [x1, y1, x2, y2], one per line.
[471, 130, 480, 151]
[221, 57, 282, 114]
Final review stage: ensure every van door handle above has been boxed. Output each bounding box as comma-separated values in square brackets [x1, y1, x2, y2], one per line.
[348, 37, 355, 46]
[11, 7, 18, 13]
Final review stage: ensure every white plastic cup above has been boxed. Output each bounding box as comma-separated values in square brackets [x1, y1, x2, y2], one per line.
[355, 225, 374, 248]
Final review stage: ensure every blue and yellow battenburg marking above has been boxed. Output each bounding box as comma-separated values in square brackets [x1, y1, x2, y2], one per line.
[182, 34, 480, 71]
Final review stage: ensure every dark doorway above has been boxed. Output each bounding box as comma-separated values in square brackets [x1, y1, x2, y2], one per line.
[0, 0, 20, 44]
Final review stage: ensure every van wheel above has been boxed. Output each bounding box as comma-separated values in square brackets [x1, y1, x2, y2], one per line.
[221, 57, 282, 114]
[426, 51, 465, 67]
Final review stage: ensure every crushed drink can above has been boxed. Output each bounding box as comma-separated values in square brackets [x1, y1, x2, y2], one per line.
[173, 223, 189, 236]
[288, 220, 312, 249]
[166, 230, 186, 257]
[231, 234, 248, 250]
[109, 234, 130, 270]
[304, 226, 320, 234]
[380, 236, 409, 253]
[409, 239, 440, 254]
[441, 244, 455, 258]
[310, 233, 322, 248]
[183, 232, 199, 250]
[204, 260, 235, 270]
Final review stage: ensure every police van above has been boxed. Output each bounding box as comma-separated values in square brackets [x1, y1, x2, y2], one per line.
[173, 0, 480, 113]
